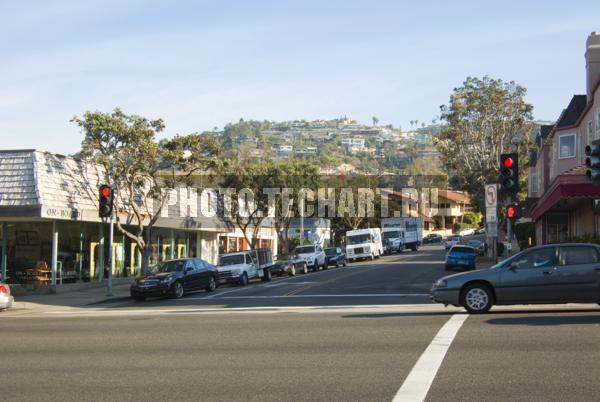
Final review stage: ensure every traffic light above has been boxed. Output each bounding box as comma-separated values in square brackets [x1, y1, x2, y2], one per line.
[585, 139, 600, 185]
[506, 205, 522, 221]
[98, 185, 114, 218]
[500, 153, 519, 195]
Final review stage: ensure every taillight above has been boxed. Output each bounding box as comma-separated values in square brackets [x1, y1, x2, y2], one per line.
[0, 285, 8, 294]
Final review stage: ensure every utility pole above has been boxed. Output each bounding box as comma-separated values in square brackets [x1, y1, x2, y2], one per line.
[506, 195, 512, 257]
[107, 215, 113, 296]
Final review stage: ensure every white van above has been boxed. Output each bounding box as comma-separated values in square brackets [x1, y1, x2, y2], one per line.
[345, 228, 384, 262]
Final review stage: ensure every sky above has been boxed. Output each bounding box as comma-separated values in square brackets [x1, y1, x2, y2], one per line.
[1, 0, 600, 154]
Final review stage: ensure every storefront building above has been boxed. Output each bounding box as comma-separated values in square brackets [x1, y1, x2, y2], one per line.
[0, 150, 229, 287]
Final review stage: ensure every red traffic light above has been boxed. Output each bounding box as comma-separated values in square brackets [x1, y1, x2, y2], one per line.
[502, 157, 514, 168]
[99, 185, 110, 197]
[507, 206, 516, 219]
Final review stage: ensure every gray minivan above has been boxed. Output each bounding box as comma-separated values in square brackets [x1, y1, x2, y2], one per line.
[431, 244, 600, 313]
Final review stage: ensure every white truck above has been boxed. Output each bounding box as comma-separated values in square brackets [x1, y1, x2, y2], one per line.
[216, 248, 274, 286]
[294, 244, 327, 272]
[345, 228, 384, 262]
[381, 217, 423, 252]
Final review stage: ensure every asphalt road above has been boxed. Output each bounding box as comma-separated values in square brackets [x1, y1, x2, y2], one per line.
[113, 243, 448, 310]
[3, 242, 600, 402]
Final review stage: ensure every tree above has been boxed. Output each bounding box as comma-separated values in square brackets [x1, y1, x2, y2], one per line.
[434, 76, 534, 212]
[220, 156, 276, 250]
[269, 160, 322, 253]
[72, 107, 220, 275]
[372, 116, 379, 127]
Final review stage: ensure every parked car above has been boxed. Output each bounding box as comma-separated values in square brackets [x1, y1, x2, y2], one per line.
[444, 235, 461, 250]
[423, 233, 443, 244]
[0, 282, 14, 311]
[217, 248, 273, 286]
[445, 245, 477, 271]
[294, 244, 327, 272]
[465, 239, 486, 256]
[130, 258, 218, 301]
[325, 247, 347, 267]
[457, 228, 476, 236]
[271, 253, 308, 276]
[431, 243, 600, 314]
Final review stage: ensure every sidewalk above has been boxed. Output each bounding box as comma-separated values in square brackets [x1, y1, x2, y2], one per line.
[9, 279, 133, 314]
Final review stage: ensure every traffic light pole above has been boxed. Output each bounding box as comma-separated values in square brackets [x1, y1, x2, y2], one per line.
[506, 195, 512, 257]
[106, 215, 113, 296]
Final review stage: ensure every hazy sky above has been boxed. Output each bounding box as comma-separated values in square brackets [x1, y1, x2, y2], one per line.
[1, 0, 599, 154]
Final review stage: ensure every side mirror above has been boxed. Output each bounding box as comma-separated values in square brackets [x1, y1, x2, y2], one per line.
[185, 266, 194, 274]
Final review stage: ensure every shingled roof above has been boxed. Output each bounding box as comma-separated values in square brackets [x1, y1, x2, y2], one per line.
[556, 95, 587, 129]
[0, 150, 102, 211]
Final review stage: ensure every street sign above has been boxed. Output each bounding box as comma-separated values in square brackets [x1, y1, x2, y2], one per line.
[486, 207, 497, 223]
[486, 222, 498, 237]
[485, 184, 498, 208]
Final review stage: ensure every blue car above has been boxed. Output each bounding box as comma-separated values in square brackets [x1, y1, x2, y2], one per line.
[445, 245, 476, 271]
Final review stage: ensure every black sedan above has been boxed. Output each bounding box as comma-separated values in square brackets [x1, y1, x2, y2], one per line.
[130, 258, 218, 301]
[325, 247, 347, 267]
[423, 233, 443, 243]
[271, 253, 308, 276]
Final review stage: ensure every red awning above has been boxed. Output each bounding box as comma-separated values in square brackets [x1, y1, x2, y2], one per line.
[529, 174, 600, 221]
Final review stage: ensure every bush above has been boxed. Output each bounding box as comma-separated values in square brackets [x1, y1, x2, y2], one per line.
[514, 222, 536, 250]
[455, 222, 476, 232]
[564, 234, 600, 245]
[462, 211, 482, 227]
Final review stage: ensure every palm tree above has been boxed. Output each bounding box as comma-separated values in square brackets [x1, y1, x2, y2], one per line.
[372, 116, 379, 127]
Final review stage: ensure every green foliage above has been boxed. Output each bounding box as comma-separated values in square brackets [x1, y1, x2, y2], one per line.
[434, 76, 535, 212]
[564, 234, 600, 245]
[514, 222, 536, 249]
[462, 211, 482, 226]
[72, 107, 219, 274]
[455, 222, 475, 232]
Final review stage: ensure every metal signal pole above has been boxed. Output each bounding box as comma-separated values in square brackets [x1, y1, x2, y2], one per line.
[106, 215, 113, 296]
[506, 195, 512, 257]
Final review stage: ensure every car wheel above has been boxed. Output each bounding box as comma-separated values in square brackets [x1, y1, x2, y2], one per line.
[170, 281, 184, 299]
[206, 276, 217, 292]
[461, 283, 493, 314]
[289, 265, 296, 277]
[240, 273, 249, 286]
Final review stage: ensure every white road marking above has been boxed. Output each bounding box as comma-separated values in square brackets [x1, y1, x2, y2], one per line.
[392, 313, 468, 402]
[187, 293, 429, 300]
[35, 303, 457, 318]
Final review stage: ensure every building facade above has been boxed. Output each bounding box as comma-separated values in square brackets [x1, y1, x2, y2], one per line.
[527, 32, 600, 244]
[0, 150, 229, 287]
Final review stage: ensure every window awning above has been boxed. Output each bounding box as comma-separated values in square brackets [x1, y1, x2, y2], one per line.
[529, 173, 600, 221]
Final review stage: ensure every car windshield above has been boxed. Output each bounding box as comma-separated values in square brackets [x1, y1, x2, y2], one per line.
[295, 246, 315, 254]
[383, 231, 400, 240]
[218, 254, 245, 266]
[324, 248, 337, 256]
[347, 234, 371, 244]
[154, 260, 185, 273]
